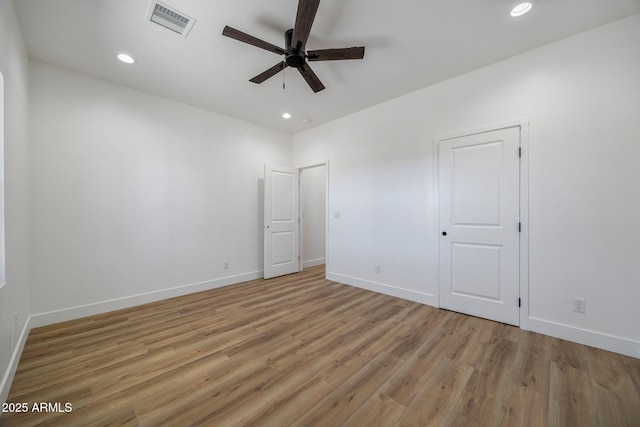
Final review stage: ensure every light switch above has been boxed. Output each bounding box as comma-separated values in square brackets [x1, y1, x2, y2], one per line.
[334, 211, 341, 219]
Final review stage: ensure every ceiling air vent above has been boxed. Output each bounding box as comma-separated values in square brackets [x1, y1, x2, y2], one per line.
[146, 1, 196, 38]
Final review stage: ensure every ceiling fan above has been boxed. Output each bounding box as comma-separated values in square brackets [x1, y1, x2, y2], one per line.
[222, 0, 365, 93]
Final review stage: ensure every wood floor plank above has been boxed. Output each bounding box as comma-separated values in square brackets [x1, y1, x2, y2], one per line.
[398, 357, 474, 426]
[584, 346, 640, 427]
[344, 391, 407, 426]
[454, 336, 520, 422]
[497, 379, 549, 427]
[244, 378, 334, 427]
[291, 351, 405, 427]
[2, 265, 639, 426]
[456, 318, 501, 368]
[380, 312, 464, 407]
[134, 360, 273, 425]
[511, 330, 552, 394]
[549, 361, 599, 427]
[10, 343, 150, 399]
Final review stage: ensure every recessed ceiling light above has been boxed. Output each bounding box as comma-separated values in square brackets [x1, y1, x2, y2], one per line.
[511, 2, 533, 17]
[282, 112, 292, 119]
[117, 53, 135, 64]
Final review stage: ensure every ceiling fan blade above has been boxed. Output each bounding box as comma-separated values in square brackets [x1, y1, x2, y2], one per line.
[297, 64, 325, 93]
[291, 0, 320, 52]
[307, 46, 365, 61]
[249, 62, 288, 84]
[222, 26, 285, 55]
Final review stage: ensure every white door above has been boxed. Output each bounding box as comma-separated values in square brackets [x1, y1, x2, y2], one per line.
[264, 164, 300, 279]
[438, 127, 520, 326]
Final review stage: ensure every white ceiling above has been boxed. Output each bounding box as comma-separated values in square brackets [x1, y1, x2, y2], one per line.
[14, 0, 640, 134]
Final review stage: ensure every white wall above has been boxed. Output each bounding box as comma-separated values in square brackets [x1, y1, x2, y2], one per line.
[28, 61, 292, 325]
[0, 0, 31, 404]
[0, 65, 4, 289]
[293, 15, 640, 357]
[300, 165, 326, 268]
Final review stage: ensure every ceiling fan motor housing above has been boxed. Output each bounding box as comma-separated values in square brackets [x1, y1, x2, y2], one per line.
[284, 29, 306, 68]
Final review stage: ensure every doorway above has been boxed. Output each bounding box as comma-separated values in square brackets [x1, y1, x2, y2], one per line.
[299, 162, 327, 271]
[263, 162, 328, 279]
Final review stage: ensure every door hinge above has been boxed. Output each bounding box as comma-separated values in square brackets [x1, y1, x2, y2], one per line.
[518, 222, 522, 232]
[518, 147, 522, 157]
[518, 298, 521, 308]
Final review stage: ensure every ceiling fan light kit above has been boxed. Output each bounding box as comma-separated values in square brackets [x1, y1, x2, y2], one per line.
[222, 0, 365, 93]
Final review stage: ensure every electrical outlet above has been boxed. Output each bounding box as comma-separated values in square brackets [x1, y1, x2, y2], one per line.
[573, 298, 586, 313]
[223, 261, 229, 270]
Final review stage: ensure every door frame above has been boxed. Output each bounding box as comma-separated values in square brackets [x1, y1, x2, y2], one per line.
[433, 118, 530, 329]
[297, 160, 329, 274]
[297, 159, 330, 277]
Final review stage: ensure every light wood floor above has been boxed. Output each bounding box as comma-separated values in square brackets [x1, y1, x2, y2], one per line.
[3, 266, 639, 426]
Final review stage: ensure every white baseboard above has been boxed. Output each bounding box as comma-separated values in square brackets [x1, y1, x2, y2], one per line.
[1, 315, 31, 406]
[302, 258, 326, 269]
[327, 272, 437, 306]
[30, 271, 263, 328]
[527, 317, 640, 359]
[326, 273, 639, 359]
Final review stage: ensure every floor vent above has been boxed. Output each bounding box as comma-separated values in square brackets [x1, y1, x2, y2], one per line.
[146, 1, 196, 38]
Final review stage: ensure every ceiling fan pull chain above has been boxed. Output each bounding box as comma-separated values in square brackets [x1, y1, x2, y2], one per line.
[282, 61, 286, 90]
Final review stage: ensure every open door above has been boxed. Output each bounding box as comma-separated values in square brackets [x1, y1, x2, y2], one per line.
[264, 164, 300, 279]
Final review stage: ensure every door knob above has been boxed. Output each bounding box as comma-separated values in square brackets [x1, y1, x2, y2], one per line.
[442, 231, 447, 236]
